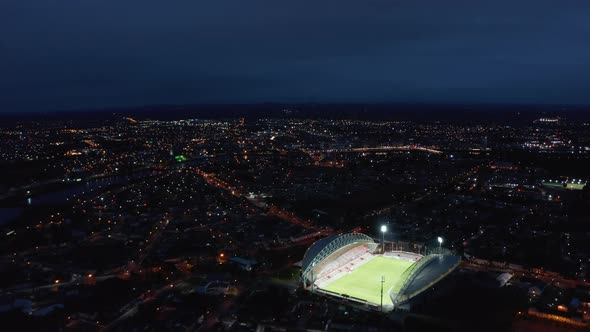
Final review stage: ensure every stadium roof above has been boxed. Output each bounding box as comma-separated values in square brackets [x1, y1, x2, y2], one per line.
[301, 233, 375, 277]
[301, 236, 336, 271]
[392, 254, 461, 306]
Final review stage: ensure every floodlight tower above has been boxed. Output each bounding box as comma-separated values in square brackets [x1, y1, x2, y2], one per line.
[381, 225, 387, 253]
[380, 275, 385, 312]
[438, 236, 443, 249]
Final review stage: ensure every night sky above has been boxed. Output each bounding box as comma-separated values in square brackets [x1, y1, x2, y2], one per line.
[2, 0, 590, 112]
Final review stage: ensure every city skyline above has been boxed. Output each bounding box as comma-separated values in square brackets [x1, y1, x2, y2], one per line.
[1, 113, 589, 330]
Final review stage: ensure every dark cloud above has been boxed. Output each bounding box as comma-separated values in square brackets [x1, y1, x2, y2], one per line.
[1, 0, 590, 111]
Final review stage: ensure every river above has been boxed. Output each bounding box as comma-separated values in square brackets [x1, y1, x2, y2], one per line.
[0, 171, 160, 226]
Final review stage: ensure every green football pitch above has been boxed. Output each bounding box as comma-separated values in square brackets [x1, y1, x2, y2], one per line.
[321, 256, 414, 305]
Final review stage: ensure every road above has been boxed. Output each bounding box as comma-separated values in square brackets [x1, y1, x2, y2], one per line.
[194, 168, 323, 232]
[462, 261, 590, 289]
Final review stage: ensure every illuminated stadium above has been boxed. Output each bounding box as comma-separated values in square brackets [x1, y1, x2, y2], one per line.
[301, 233, 461, 311]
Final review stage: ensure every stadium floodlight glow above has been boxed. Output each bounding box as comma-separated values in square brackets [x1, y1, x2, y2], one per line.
[301, 232, 462, 310]
[381, 225, 387, 233]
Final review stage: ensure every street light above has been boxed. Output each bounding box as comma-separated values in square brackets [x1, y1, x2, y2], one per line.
[381, 225, 387, 253]
[437, 236, 443, 248]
